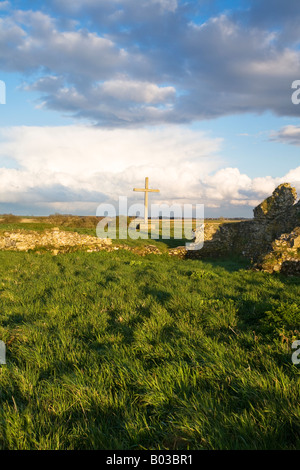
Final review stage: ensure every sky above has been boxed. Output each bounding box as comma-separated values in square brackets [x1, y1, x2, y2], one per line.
[0, 0, 299, 217]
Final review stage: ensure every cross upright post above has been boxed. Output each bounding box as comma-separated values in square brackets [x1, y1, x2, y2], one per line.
[133, 177, 160, 228]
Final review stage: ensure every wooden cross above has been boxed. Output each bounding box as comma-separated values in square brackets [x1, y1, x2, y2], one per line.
[133, 177, 160, 225]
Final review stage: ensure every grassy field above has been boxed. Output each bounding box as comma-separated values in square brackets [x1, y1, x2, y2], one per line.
[0, 239, 299, 450]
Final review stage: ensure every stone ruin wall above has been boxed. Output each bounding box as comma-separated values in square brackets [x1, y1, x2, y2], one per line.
[0, 227, 164, 257]
[0, 228, 112, 254]
[188, 183, 300, 275]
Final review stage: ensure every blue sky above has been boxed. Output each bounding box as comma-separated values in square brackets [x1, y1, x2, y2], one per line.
[0, 0, 299, 216]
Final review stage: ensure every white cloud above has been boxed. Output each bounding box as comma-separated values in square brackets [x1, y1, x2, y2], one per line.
[251, 176, 278, 197]
[203, 168, 252, 201]
[250, 170, 300, 202]
[0, 1, 10, 10]
[152, 0, 178, 13]
[270, 125, 300, 146]
[100, 79, 176, 104]
[0, 125, 299, 215]
[284, 166, 300, 185]
[0, 11, 134, 79]
[51, 0, 178, 17]
[1, 6, 300, 125]
[246, 48, 300, 78]
[0, 125, 222, 212]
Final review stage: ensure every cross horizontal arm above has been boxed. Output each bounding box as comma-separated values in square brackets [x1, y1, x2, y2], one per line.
[133, 188, 160, 192]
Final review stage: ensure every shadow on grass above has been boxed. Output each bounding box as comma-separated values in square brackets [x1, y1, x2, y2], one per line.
[191, 256, 252, 273]
[154, 236, 190, 249]
[142, 287, 172, 305]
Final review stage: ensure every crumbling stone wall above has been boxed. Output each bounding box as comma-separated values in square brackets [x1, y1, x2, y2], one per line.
[255, 228, 300, 274]
[253, 183, 297, 219]
[0, 227, 164, 256]
[0, 228, 112, 254]
[188, 183, 300, 275]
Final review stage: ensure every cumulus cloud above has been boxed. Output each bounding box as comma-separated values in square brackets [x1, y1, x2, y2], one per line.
[270, 125, 300, 146]
[26, 77, 176, 126]
[0, 125, 222, 213]
[0, 11, 132, 79]
[0, 3, 300, 125]
[0, 1, 9, 10]
[244, 0, 300, 45]
[0, 125, 299, 216]
[100, 79, 175, 104]
[50, 0, 179, 20]
[203, 166, 300, 209]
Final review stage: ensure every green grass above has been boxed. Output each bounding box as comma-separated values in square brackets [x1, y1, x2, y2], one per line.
[0, 249, 299, 450]
[0, 223, 55, 232]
